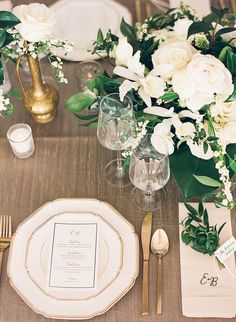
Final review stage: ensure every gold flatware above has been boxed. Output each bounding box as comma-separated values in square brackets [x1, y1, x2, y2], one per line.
[135, 0, 142, 23]
[0, 215, 12, 278]
[141, 211, 153, 315]
[151, 229, 169, 314]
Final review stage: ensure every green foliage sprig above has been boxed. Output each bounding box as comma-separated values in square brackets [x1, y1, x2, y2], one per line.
[181, 203, 226, 256]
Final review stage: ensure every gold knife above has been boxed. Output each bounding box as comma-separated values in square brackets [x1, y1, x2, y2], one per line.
[141, 211, 153, 315]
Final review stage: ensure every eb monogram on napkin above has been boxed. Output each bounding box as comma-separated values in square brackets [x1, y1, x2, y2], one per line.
[179, 203, 236, 318]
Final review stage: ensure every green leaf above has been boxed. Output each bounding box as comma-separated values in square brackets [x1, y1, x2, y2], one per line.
[7, 88, 21, 99]
[211, 6, 227, 19]
[120, 18, 137, 45]
[97, 29, 103, 43]
[193, 175, 221, 187]
[184, 203, 198, 217]
[215, 27, 236, 39]
[122, 156, 131, 172]
[226, 50, 236, 75]
[203, 209, 209, 227]
[218, 222, 226, 235]
[87, 77, 103, 95]
[0, 30, 6, 48]
[2, 103, 13, 116]
[227, 155, 236, 173]
[0, 11, 20, 29]
[219, 46, 232, 63]
[203, 142, 209, 154]
[74, 113, 98, 121]
[0, 60, 3, 86]
[198, 202, 204, 216]
[160, 91, 179, 103]
[64, 93, 96, 113]
[187, 21, 213, 38]
[225, 77, 236, 103]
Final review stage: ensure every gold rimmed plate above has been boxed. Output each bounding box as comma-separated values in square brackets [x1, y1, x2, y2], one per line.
[7, 199, 139, 320]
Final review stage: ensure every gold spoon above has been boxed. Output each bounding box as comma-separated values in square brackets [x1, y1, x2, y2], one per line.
[151, 229, 169, 314]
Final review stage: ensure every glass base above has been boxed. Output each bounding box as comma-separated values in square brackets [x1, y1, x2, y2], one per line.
[131, 188, 165, 211]
[104, 158, 130, 187]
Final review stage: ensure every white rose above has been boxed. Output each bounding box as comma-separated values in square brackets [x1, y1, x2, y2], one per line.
[211, 94, 236, 123]
[188, 54, 233, 97]
[219, 122, 236, 145]
[172, 70, 196, 101]
[187, 140, 213, 160]
[13, 3, 56, 42]
[152, 41, 197, 77]
[110, 38, 133, 67]
[173, 18, 193, 40]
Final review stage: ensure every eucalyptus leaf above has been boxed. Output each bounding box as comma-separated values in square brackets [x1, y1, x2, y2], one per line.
[203, 209, 209, 227]
[97, 29, 104, 43]
[0, 30, 6, 48]
[184, 203, 198, 217]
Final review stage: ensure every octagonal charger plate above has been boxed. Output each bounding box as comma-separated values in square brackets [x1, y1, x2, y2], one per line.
[7, 199, 139, 320]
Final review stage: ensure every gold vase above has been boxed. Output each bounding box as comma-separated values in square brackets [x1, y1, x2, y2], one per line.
[16, 54, 59, 123]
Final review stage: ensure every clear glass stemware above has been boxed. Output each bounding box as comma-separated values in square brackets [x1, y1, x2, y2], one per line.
[97, 93, 136, 186]
[129, 133, 170, 210]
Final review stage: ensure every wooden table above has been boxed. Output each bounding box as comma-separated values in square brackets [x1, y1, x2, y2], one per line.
[0, 1, 235, 322]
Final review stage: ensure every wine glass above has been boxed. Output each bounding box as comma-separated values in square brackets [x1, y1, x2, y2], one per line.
[129, 133, 170, 210]
[97, 93, 136, 186]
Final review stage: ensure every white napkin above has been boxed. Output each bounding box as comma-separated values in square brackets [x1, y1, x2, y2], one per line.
[0, 0, 13, 11]
[179, 203, 236, 318]
[169, 0, 211, 16]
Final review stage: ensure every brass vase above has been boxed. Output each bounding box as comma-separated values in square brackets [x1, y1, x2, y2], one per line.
[16, 54, 59, 123]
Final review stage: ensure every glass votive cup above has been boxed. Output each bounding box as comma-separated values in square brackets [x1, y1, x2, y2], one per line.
[7, 123, 35, 159]
[74, 61, 104, 92]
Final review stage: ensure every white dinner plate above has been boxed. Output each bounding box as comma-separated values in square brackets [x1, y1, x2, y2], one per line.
[7, 199, 139, 320]
[26, 211, 123, 301]
[50, 0, 132, 61]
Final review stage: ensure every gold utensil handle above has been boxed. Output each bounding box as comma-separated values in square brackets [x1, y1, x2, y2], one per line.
[141, 260, 149, 315]
[157, 256, 162, 314]
[15, 54, 27, 99]
[0, 250, 3, 279]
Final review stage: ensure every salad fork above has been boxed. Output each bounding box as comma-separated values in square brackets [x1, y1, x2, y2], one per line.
[0, 216, 12, 278]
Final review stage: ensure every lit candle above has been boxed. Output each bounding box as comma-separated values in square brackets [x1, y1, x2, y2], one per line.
[7, 123, 35, 159]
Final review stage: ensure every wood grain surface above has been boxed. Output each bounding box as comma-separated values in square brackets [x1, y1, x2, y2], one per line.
[0, 1, 235, 322]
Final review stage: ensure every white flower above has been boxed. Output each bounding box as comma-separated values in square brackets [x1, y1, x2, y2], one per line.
[114, 51, 166, 107]
[173, 54, 234, 111]
[219, 122, 236, 145]
[109, 38, 133, 67]
[185, 54, 234, 110]
[152, 41, 197, 78]
[13, 3, 56, 42]
[211, 94, 236, 124]
[172, 18, 193, 40]
[172, 70, 196, 101]
[152, 119, 174, 155]
[173, 117, 195, 139]
[187, 140, 213, 160]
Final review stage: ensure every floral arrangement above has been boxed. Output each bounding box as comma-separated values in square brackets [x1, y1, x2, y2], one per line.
[0, 3, 73, 116]
[65, 4, 236, 209]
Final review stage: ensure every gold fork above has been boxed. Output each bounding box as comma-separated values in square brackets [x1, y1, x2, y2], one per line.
[0, 216, 12, 278]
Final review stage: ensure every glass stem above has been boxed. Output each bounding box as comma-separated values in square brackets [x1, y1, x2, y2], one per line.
[145, 183, 153, 199]
[117, 150, 123, 175]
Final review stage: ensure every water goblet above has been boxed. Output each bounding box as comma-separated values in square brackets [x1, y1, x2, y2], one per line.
[129, 133, 170, 210]
[97, 93, 136, 186]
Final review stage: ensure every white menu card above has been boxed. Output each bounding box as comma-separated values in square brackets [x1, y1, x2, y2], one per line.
[48, 222, 99, 289]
